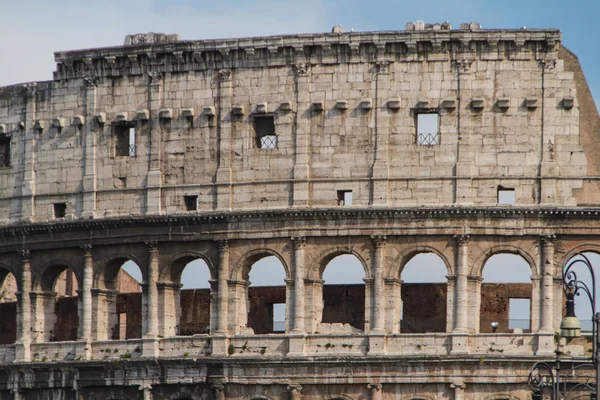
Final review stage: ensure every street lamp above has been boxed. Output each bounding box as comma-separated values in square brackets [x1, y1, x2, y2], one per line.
[528, 252, 599, 400]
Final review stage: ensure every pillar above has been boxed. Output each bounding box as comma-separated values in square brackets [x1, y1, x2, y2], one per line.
[144, 241, 159, 338]
[146, 72, 163, 214]
[139, 384, 153, 400]
[16, 250, 31, 361]
[216, 240, 229, 334]
[80, 245, 93, 342]
[288, 385, 302, 400]
[539, 235, 555, 333]
[82, 78, 97, 218]
[216, 69, 233, 210]
[451, 382, 465, 400]
[453, 235, 469, 333]
[292, 63, 311, 207]
[212, 384, 225, 400]
[368, 383, 382, 400]
[20, 83, 38, 221]
[371, 61, 391, 207]
[371, 236, 386, 332]
[291, 237, 306, 333]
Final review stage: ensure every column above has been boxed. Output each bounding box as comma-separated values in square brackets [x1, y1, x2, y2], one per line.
[145, 241, 159, 338]
[288, 385, 302, 400]
[82, 77, 97, 218]
[453, 235, 469, 333]
[385, 278, 401, 334]
[371, 236, 386, 332]
[80, 245, 93, 342]
[212, 384, 225, 400]
[371, 61, 391, 206]
[291, 237, 306, 333]
[539, 235, 555, 333]
[146, 72, 163, 214]
[368, 383, 382, 400]
[216, 240, 230, 334]
[20, 83, 38, 221]
[451, 382, 465, 400]
[292, 63, 311, 207]
[16, 250, 31, 361]
[139, 384, 153, 400]
[215, 69, 233, 210]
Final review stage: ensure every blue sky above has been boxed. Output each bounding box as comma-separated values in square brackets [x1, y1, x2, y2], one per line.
[0, 0, 598, 109]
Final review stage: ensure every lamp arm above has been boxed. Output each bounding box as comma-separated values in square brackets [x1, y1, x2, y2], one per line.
[528, 361, 556, 394]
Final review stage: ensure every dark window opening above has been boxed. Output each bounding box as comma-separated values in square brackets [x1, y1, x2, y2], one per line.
[337, 190, 353, 206]
[254, 116, 276, 149]
[114, 124, 136, 157]
[497, 187, 515, 205]
[184, 195, 198, 211]
[118, 177, 127, 188]
[416, 113, 439, 145]
[0, 137, 10, 166]
[53, 203, 66, 219]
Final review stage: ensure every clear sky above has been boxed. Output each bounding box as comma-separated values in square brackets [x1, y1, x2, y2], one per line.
[0, 0, 599, 109]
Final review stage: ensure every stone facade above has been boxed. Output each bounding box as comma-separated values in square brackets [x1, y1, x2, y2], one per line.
[0, 23, 598, 400]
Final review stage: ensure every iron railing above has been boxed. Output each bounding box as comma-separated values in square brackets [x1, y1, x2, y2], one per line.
[417, 132, 440, 146]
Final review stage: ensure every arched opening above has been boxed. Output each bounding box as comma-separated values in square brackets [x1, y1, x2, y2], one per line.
[480, 253, 532, 333]
[320, 254, 366, 332]
[245, 255, 287, 334]
[177, 258, 212, 335]
[401, 253, 448, 333]
[33, 264, 79, 342]
[0, 269, 17, 344]
[101, 259, 142, 340]
[564, 252, 600, 333]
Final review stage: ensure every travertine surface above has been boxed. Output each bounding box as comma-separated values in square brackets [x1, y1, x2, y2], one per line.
[0, 24, 599, 400]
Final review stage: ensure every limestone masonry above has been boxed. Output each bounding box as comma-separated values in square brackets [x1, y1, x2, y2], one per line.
[0, 21, 599, 399]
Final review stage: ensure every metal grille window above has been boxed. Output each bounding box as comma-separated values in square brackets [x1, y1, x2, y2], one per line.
[416, 113, 440, 146]
[254, 116, 277, 149]
[114, 124, 136, 157]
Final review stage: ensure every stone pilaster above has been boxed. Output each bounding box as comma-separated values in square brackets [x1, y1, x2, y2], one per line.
[293, 63, 311, 207]
[453, 235, 469, 333]
[139, 384, 153, 400]
[15, 249, 31, 361]
[450, 382, 465, 400]
[146, 72, 163, 214]
[82, 78, 97, 218]
[213, 240, 230, 356]
[157, 282, 181, 337]
[79, 245, 93, 358]
[291, 236, 306, 333]
[288, 384, 302, 400]
[368, 383, 382, 400]
[539, 235, 556, 333]
[370, 235, 386, 332]
[384, 278, 401, 334]
[212, 384, 225, 400]
[216, 69, 233, 210]
[451, 235, 469, 354]
[371, 61, 391, 207]
[144, 241, 159, 338]
[20, 83, 38, 221]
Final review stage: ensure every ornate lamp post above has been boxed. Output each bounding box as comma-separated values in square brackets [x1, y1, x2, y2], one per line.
[528, 253, 600, 400]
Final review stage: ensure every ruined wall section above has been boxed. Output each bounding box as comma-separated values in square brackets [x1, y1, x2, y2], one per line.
[0, 29, 594, 225]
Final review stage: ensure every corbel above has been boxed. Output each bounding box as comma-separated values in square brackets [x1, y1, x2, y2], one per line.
[114, 112, 129, 123]
[94, 113, 106, 125]
[387, 99, 401, 110]
[104, 56, 117, 69]
[135, 109, 149, 121]
[51, 117, 65, 129]
[280, 101, 293, 112]
[231, 105, 244, 116]
[496, 98, 510, 112]
[360, 98, 373, 110]
[336, 100, 348, 110]
[525, 97, 538, 110]
[562, 97, 574, 110]
[158, 108, 173, 120]
[203, 106, 216, 116]
[34, 120, 44, 133]
[71, 115, 85, 127]
[255, 102, 268, 114]
[470, 98, 485, 112]
[312, 101, 324, 112]
[440, 98, 456, 110]
[181, 108, 195, 118]
[173, 51, 185, 64]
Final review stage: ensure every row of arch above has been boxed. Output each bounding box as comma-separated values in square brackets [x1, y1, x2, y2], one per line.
[0, 247, 548, 345]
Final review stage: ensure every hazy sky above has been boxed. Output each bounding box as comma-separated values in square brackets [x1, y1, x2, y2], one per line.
[0, 0, 598, 109]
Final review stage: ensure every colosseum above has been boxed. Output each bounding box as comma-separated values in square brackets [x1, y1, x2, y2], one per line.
[0, 21, 599, 399]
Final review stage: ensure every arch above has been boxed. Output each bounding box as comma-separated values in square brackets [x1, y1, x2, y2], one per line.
[561, 243, 600, 268]
[36, 259, 80, 292]
[95, 253, 145, 290]
[479, 252, 533, 334]
[177, 258, 213, 336]
[322, 395, 356, 400]
[166, 252, 216, 283]
[397, 247, 452, 279]
[472, 245, 538, 277]
[316, 247, 370, 279]
[0, 263, 18, 291]
[0, 267, 17, 345]
[232, 248, 290, 281]
[249, 396, 275, 400]
[400, 252, 448, 333]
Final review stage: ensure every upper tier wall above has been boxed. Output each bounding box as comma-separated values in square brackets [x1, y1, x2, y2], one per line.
[0, 28, 597, 225]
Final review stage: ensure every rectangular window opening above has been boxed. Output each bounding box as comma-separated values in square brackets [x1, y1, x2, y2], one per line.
[337, 190, 353, 206]
[254, 115, 277, 149]
[0, 137, 10, 166]
[416, 113, 439, 146]
[498, 187, 516, 205]
[114, 124, 136, 157]
[272, 303, 286, 332]
[184, 195, 198, 211]
[508, 298, 531, 331]
[118, 176, 127, 188]
[53, 203, 66, 219]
